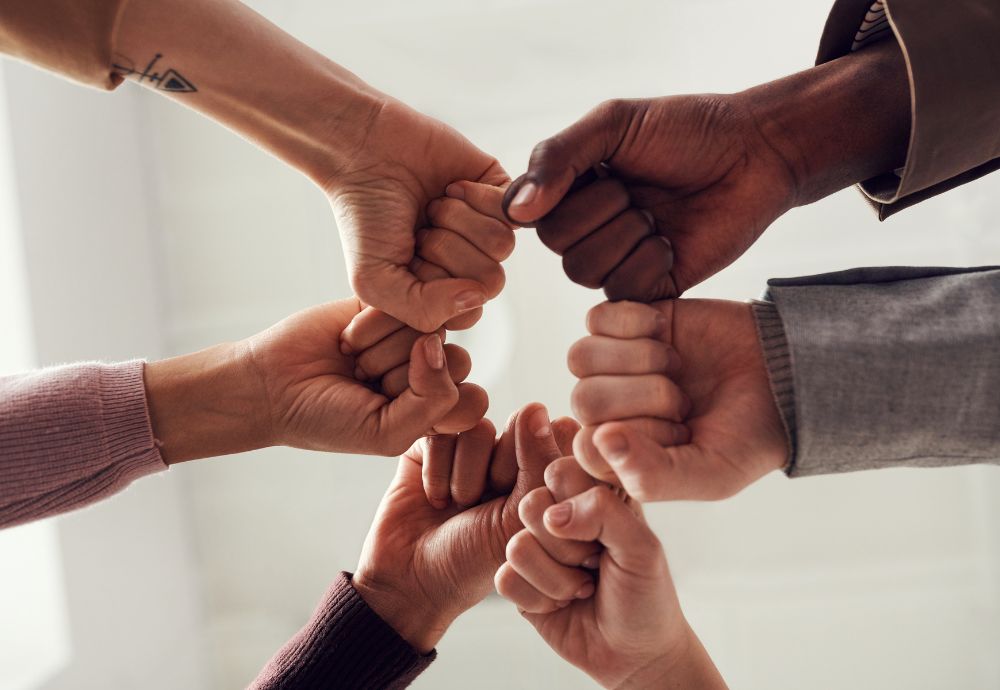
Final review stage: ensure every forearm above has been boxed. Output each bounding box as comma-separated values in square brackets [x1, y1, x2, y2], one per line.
[249, 572, 435, 690]
[114, 0, 383, 186]
[743, 37, 910, 207]
[755, 266, 1000, 476]
[144, 341, 270, 465]
[0, 361, 165, 528]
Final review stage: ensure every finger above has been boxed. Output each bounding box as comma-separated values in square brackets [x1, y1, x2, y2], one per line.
[551, 417, 581, 457]
[417, 228, 506, 299]
[494, 561, 567, 614]
[571, 375, 691, 425]
[518, 486, 600, 568]
[428, 196, 516, 262]
[450, 419, 497, 507]
[445, 181, 513, 225]
[422, 434, 458, 509]
[568, 335, 680, 378]
[489, 410, 519, 493]
[412, 257, 483, 331]
[430, 382, 489, 435]
[561, 208, 654, 289]
[374, 334, 459, 456]
[586, 300, 669, 339]
[506, 530, 595, 601]
[354, 326, 437, 381]
[356, 263, 488, 333]
[535, 178, 630, 254]
[544, 485, 661, 573]
[341, 307, 405, 356]
[381, 344, 471, 398]
[503, 100, 632, 225]
[543, 456, 598, 503]
[512, 403, 565, 501]
[573, 418, 689, 489]
[603, 235, 678, 302]
[593, 422, 745, 501]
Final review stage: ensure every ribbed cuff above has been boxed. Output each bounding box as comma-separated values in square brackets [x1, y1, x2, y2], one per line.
[750, 301, 797, 474]
[0, 360, 166, 528]
[249, 572, 435, 690]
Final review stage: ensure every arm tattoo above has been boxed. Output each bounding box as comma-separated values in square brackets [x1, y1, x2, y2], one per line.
[112, 53, 197, 93]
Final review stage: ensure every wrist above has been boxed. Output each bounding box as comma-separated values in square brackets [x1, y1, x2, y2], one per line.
[740, 38, 910, 207]
[144, 341, 273, 464]
[614, 625, 727, 690]
[351, 570, 455, 655]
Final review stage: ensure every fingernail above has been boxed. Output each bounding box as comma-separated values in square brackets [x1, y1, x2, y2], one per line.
[423, 334, 445, 370]
[509, 182, 537, 210]
[574, 581, 595, 599]
[545, 502, 572, 527]
[340, 340, 354, 356]
[582, 554, 600, 569]
[529, 406, 551, 439]
[596, 432, 629, 463]
[445, 183, 465, 200]
[455, 290, 486, 313]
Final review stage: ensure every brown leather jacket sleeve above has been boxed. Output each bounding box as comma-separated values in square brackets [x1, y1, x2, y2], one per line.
[0, 0, 129, 90]
[819, 0, 1000, 219]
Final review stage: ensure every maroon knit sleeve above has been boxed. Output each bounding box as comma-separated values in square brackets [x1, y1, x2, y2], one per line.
[249, 572, 436, 690]
[0, 361, 167, 529]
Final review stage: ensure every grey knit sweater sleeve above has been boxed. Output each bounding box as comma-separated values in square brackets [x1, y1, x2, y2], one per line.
[751, 266, 1000, 477]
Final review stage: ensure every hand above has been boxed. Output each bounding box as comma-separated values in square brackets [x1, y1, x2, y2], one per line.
[502, 40, 910, 301]
[502, 94, 795, 301]
[339, 307, 489, 435]
[351, 403, 577, 652]
[569, 300, 787, 501]
[324, 100, 512, 333]
[496, 457, 727, 689]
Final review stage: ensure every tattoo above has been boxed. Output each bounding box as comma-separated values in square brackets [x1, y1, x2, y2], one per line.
[112, 53, 197, 93]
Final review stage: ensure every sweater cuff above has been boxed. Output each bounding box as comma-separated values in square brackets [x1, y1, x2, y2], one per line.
[750, 301, 797, 474]
[0, 360, 167, 528]
[249, 573, 435, 690]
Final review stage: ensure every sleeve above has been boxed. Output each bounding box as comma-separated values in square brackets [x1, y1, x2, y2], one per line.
[248, 572, 436, 690]
[0, 360, 167, 528]
[0, 0, 131, 90]
[818, 0, 1000, 219]
[751, 266, 1000, 477]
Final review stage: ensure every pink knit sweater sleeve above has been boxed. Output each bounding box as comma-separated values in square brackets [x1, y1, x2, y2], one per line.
[0, 360, 167, 529]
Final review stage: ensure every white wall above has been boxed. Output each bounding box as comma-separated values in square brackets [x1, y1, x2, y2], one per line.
[0, 59, 209, 690]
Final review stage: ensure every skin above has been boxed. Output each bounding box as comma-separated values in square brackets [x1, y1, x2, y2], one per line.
[144, 298, 487, 465]
[503, 39, 911, 301]
[569, 299, 788, 501]
[116, 0, 513, 334]
[351, 403, 579, 652]
[497, 457, 727, 689]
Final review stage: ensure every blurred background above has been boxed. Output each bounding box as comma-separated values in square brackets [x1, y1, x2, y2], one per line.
[2, 0, 999, 688]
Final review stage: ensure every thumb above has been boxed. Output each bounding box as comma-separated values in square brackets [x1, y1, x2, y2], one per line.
[543, 485, 659, 573]
[357, 263, 488, 334]
[375, 334, 459, 455]
[510, 403, 565, 501]
[503, 100, 632, 225]
[593, 422, 742, 502]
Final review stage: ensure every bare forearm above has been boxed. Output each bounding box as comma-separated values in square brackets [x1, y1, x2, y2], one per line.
[144, 341, 270, 464]
[743, 37, 911, 207]
[114, 0, 383, 185]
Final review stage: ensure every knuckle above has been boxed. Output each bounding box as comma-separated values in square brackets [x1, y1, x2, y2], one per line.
[562, 250, 604, 289]
[489, 229, 516, 261]
[535, 221, 567, 254]
[569, 382, 599, 423]
[505, 530, 534, 565]
[418, 229, 451, 261]
[566, 339, 593, 377]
